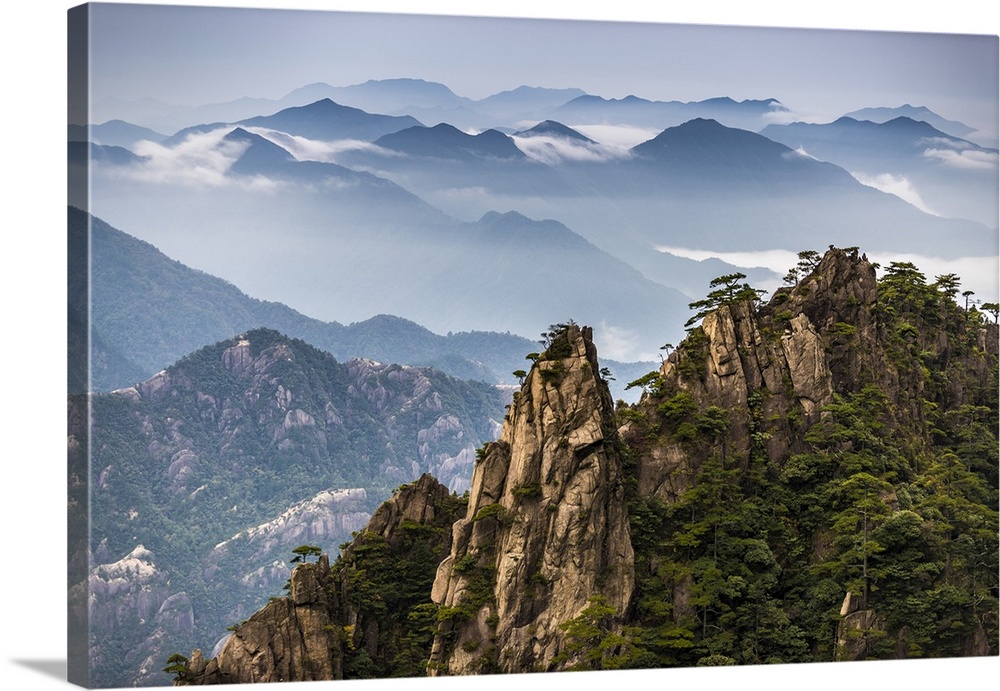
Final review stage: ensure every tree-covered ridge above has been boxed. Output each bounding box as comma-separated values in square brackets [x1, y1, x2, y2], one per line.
[616, 247, 998, 666]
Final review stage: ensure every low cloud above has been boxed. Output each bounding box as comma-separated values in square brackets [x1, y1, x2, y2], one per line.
[851, 172, 938, 215]
[245, 128, 396, 164]
[117, 128, 276, 190]
[595, 321, 652, 361]
[511, 134, 632, 165]
[128, 128, 248, 186]
[761, 109, 800, 126]
[571, 124, 662, 149]
[784, 147, 820, 162]
[922, 146, 998, 171]
[868, 252, 999, 302]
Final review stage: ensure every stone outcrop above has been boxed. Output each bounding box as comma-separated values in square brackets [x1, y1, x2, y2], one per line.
[181, 555, 341, 685]
[619, 247, 999, 662]
[835, 591, 882, 661]
[177, 474, 460, 685]
[83, 328, 503, 687]
[628, 255, 848, 501]
[627, 247, 968, 502]
[428, 324, 634, 674]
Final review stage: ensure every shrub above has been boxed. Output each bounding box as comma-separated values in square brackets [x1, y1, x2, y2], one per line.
[511, 483, 543, 499]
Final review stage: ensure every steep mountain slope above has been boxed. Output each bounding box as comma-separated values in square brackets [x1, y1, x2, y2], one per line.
[619, 248, 998, 665]
[76, 207, 539, 392]
[78, 329, 504, 687]
[82, 169, 694, 363]
[761, 117, 999, 226]
[628, 117, 855, 186]
[332, 116, 995, 284]
[168, 247, 997, 682]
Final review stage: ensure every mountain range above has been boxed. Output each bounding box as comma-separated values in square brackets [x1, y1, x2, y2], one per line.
[73, 206, 655, 400]
[762, 116, 999, 226]
[77, 87, 997, 368]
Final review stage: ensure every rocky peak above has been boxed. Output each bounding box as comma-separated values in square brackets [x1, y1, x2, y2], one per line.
[632, 248, 883, 500]
[364, 473, 455, 538]
[177, 474, 462, 685]
[428, 323, 634, 674]
[772, 246, 880, 392]
[179, 555, 340, 685]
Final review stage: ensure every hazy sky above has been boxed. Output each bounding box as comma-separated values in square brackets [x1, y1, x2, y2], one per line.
[84, 2, 999, 134]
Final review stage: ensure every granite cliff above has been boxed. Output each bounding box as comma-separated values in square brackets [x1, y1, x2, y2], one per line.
[427, 323, 634, 674]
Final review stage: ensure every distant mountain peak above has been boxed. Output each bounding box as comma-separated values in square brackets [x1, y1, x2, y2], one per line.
[223, 126, 292, 156]
[844, 104, 975, 138]
[374, 123, 525, 160]
[514, 120, 595, 143]
[478, 210, 532, 224]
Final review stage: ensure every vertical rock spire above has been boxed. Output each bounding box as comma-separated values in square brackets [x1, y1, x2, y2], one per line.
[428, 323, 634, 674]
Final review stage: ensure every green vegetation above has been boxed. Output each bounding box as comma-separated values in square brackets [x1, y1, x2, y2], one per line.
[472, 503, 510, 525]
[334, 488, 467, 678]
[553, 596, 651, 670]
[86, 328, 503, 686]
[132, 248, 999, 683]
[686, 273, 766, 328]
[615, 253, 998, 666]
[511, 483, 543, 499]
[290, 544, 322, 564]
[162, 653, 190, 683]
[783, 249, 821, 286]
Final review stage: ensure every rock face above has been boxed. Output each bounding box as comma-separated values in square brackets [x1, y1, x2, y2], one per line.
[630, 283, 840, 502]
[178, 474, 461, 685]
[428, 324, 634, 674]
[182, 555, 341, 685]
[628, 247, 996, 502]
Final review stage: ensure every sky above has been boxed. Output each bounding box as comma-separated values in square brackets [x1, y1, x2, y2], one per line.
[82, 1, 1000, 137]
[1, 2, 999, 691]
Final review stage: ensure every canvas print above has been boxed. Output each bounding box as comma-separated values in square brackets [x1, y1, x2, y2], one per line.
[67, 2, 999, 688]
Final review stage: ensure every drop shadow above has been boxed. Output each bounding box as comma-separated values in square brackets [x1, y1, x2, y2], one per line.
[10, 659, 67, 682]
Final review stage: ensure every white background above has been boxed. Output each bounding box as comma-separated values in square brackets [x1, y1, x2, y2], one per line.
[1, 2, 997, 690]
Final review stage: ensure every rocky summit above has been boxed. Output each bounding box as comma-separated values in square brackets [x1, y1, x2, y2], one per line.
[427, 323, 634, 674]
[170, 247, 998, 683]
